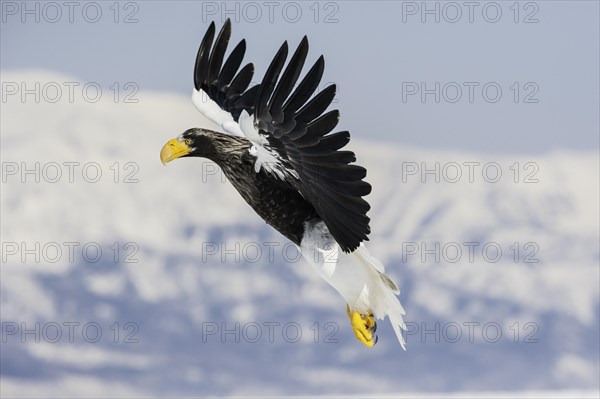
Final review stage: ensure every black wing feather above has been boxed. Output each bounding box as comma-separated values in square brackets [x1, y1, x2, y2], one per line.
[301, 131, 350, 153]
[255, 42, 288, 130]
[218, 39, 246, 91]
[194, 22, 215, 91]
[194, 19, 257, 121]
[207, 19, 231, 85]
[282, 56, 324, 116]
[295, 84, 337, 124]
[269, 37, 309, 125]
[227, 63, 254, 97]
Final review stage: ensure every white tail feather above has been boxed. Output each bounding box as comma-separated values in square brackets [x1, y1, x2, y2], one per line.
[353, 245, 407, 350]
[300, 221, 407, 349]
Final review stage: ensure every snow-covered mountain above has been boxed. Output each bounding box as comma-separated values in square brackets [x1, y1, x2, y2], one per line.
[1, 71, 598, 397]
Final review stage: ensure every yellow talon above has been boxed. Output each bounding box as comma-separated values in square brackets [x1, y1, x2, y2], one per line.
[346, 305, 378, 348]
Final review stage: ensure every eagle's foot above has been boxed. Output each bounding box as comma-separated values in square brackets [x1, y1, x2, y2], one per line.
[346, 305, 378, 348]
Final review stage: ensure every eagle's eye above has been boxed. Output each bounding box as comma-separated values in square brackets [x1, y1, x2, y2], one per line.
[184, 138, 193, 146]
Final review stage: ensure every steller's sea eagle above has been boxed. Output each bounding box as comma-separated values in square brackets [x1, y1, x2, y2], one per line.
[160, 20, 406, 348]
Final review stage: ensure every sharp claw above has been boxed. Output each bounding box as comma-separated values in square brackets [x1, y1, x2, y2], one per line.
[347, 307, 379, 347]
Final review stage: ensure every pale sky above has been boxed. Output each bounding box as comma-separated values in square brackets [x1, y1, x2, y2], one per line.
[1, 0, 599, 153]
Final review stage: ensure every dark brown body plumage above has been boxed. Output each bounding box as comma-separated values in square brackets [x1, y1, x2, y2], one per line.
[201, 131, 321, 245]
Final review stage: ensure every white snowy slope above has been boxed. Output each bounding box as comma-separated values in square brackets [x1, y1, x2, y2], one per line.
[1, 71, 599, 397]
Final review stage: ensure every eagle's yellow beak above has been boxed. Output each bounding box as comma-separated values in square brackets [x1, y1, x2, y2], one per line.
[160, 138, 191, 165]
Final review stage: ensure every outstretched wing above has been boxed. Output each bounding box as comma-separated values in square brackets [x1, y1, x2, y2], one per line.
[193, 20, 371, 253]
[192, 19, 259, 135]
[249, 39, 372, 253]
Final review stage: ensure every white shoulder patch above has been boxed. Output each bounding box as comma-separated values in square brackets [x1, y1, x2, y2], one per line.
[249, 144, 298, 180]
[238, 110, 267, 145]
[240, 110, 299, 181]
[191, 88, 244, 137]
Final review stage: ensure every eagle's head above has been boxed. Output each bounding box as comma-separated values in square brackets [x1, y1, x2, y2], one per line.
[160, 128, 216, 164]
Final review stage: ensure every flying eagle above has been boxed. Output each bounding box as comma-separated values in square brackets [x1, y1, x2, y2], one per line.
[160, 20, 406, 348]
